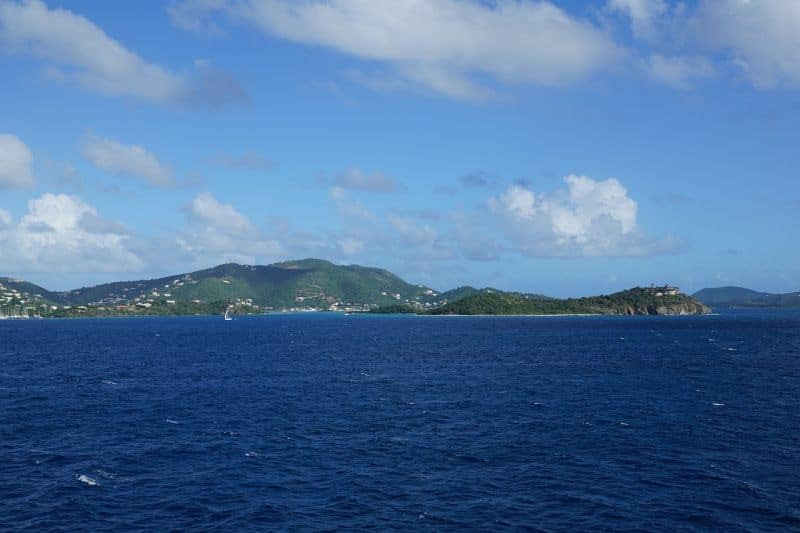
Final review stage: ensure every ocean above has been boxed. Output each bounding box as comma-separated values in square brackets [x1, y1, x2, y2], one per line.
[1, 310, 799, 530]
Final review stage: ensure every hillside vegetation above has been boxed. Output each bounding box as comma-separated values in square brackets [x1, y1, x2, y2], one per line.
[693, 286, 800, 308]
[62, 259, 440, 310]
[429, 288, 710, 316]
[2, 260, 709, 318]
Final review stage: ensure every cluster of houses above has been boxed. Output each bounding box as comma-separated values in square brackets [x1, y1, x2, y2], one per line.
[643, 285, 681, 297]
[0, 281, 51, 319]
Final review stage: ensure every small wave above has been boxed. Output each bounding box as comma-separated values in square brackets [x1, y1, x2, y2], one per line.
[244, 451, 258, 457]
[619, 422, 629, 426]
[165, 419, 179, 424]
[77, 474, 98, 486]
[101, 379, 117, 385]
[712, 402, 725, 407]
[727, 347, 736, 351]
[96, 470, 117, 481]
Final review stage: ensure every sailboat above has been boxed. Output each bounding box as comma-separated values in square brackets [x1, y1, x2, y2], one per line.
[224, 305, 234, 321]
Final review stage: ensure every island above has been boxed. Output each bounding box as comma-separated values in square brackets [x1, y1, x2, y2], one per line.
[0, 262, 710, 319]
[371, 286, 710, 316]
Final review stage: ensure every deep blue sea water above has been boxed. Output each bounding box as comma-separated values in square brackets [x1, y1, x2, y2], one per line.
[1, 310, 799, 531]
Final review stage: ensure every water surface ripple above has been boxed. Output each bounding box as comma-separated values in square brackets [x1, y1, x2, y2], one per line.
[1, 310, 799, 530]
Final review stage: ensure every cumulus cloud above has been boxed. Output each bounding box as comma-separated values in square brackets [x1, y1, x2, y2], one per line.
[0, 133, 35, 188]
[82, 135, 173, 187]
[169, 0, 624, 100]
[489, 175, 680, 256]
[177, 192, 281, 266]
[186, 192, 256, 234]
[0, 0, 246, 106]
[0, 193, 142, 272]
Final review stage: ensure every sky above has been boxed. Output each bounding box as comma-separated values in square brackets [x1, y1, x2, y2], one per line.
[1, 0, 799, 296]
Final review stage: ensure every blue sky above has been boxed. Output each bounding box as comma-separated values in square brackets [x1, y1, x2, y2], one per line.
[1, 0, 799, 296]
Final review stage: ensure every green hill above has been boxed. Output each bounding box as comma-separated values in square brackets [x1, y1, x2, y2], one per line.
[1, 261, 712, 317]
[0, 277, 69, 305]
[437, 286, 482, 302]
[60, 259, 437, 310]
[692, 286, 800, 308]
[429, 288, 710, 316]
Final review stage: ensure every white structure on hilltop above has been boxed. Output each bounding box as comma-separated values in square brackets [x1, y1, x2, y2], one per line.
[645, 285, 680, 297]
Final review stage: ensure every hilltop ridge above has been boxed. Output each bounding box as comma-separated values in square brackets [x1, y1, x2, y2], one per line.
[693, 286, 800, 308]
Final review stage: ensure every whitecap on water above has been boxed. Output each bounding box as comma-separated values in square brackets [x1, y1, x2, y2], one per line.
[77, 474, 98, 486]
[712, 402, 725, 407]
[245, 451, 258, 457]
[165, 419, 179, 424]
[101, 379, 117, 385]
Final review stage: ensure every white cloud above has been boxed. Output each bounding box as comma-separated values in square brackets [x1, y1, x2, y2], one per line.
[178, 192, 282, 265]
[0, 193, 142, 272]
[648, 54, 716, 90]
[387, 214, 454, 260]
[170, 0, 624, 100]
[0, 208, 12, 228]
[186, 192, 256, 234]
[607, 0, 667, 42]
[610, 0, 800, 90]
[489, 175, 678, 256]
[82, 135, 173, 187]
[0, 0, 245, 106]
[332, 167, 401, 193]
[168, 0, 229, 36]
[0, 133, 35, 188]
[329, 186, 375, 219]
[337, 237, 364, 256]
[450, 211, 501, 261]
[690, 0, 800, 88]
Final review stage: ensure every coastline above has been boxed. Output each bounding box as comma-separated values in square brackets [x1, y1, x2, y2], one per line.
[0, 310, 716, 321]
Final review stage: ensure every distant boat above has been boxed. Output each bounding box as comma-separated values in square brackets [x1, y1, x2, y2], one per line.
[224, 306, 233, 321]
